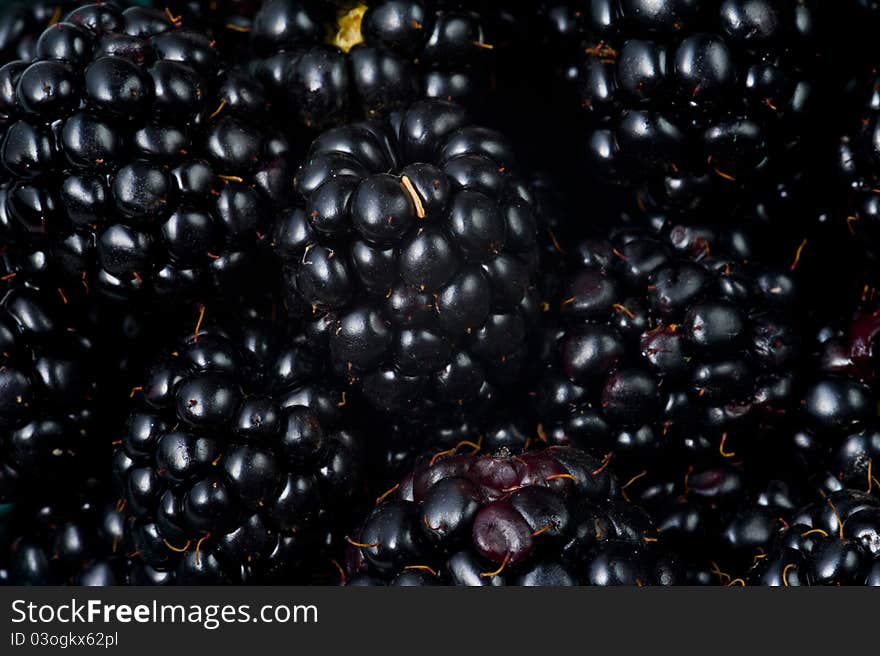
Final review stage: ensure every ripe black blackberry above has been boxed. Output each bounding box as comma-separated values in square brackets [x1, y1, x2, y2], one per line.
[249, 0, 494, 130]
[275, 99, 541, 418]
[0, 1, 293, 306]
[637, 309, 880, 574]
[1, 478, 125, 585]
[0, 285, 97, 502]
[114, 305, 364, 584]
[540, 0, 819, 213]
[533, 222, 802, 484]
[345, 445, 687, 585]
[744, 489, 880, 586]
[786, 311, 880, 492]
[705, 310, 880, 588]
[651, 478, 880, 586]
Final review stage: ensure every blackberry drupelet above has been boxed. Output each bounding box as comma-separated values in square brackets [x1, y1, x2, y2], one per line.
[541, 0, 818, 212]
[275, 99, 541, 418]
[0, 1, 78, 65]
[533, 223, 801, 483]
[249, 0, 494, 130]
[0, 1, 293, 306]
[2, 479, 125, 585]
[114, 306, 364, 584]
[345, 445, 686, 585]
[0, 285, 96, 502]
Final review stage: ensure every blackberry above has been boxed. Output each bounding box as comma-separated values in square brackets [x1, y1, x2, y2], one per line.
[0, 1, 293, 306]
[833, 62, 880, 257]
[2, 479, 125, 585]
[275, 99, 541, 418]
[0, 285, 97, 502]
[745, 489, 880, 586]
[161, 1, 262, 60]
[541, 0, 819, 213]
[345, 444, 686, 585]
[651, 480, 879, 586]
[788, 312, 880, 491]
[249, 0, 494, 130]
[648, 309, 880, 576]
[0, 233, 186, 460]
[533, 223, 801, 483]
[114, 305, 364, 584]
[638, 463, 806, 577]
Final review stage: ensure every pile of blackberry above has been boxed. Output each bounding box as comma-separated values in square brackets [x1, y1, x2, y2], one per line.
[4, 0, 880, 588]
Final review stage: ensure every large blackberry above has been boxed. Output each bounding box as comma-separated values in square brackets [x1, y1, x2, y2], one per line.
[541, 0, 819, 213]
[114, 305, 364, 584]
[345, 444, 687, 585]
[0, 1, 293, 306]
[275, 99, 541, 418]
[0, 285, 97, 502]
[2, 478, 125, 585]
[249, 0, 495, 130]
[534, 222, 802, 484]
